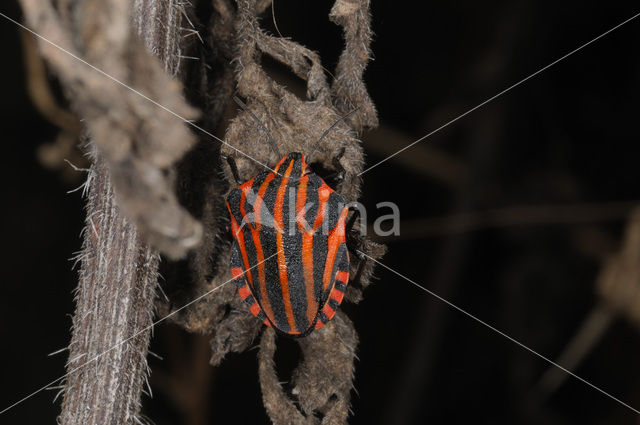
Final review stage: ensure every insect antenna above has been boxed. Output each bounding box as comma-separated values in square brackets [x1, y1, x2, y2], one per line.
[233, 95, 282, 158]
[305, 107, 359, 159]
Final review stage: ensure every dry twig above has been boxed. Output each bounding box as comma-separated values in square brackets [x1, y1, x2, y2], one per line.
[19, 0, 203, 423]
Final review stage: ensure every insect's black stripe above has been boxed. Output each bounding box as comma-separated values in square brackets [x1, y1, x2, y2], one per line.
[324, 192, 344, 231]
[232, 278, 247, 291]
[312, 233, 329, 303]
[317, 310, 329, 325]
[244, 294, 256, 306]
[290, 154, 303, 178]
[335, 243, 349, 274]
[283, 180, 309, 333]
[304, 174, 328, 303]
[305, 174, 320, 231]
[245, 170, 270, 220]
[250, 169, 270, 190]
[240, 227, 260, 298]
[336, 243, 350, 273]
[259, 176, 290, 332]
[227, 188, 245, 226]
[334, 281, 347, 292]
[333, 243, 347, 280]
[256, 310, 267, 322]
[230, 241, 252, 287]
[230, 244, 242, 274]
[327, 298, 340, 311]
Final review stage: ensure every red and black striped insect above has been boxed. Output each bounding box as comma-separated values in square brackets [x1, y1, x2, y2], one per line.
[224, 97, 363, 337]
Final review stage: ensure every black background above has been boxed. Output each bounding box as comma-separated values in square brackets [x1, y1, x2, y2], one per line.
[2, 1, 640, 424]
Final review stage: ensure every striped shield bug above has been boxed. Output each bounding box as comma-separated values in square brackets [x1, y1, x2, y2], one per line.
[224, 97, 364, 337]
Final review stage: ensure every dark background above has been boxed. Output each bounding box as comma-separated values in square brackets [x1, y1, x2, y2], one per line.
[2, 1, 640, 424]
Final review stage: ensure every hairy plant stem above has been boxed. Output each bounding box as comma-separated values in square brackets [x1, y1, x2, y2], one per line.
[58, 1, 187, 423]
[60, 158, 159, 424]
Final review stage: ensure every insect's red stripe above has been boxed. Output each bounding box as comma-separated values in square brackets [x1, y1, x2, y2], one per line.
[296, 175, 308, 231]
[312, 184, 331, 298]
[228, 211, 254, 285]
[243, 173, 278, 323]
[335, 270, 349, 284]
[274, 159, 297, 333]
[302, 231, 317, 324]
[239, 180, 252, 224]
[273, 155, 291, 173]
[249, 303, 261, 316]
[231, 267, 244, 279]
[297, 175, 319, 325]
[330, 285, 344, 304]
[249, 225, 274, 321]
[322, 303, 336, 320]
[328, 255, 348, 306]
[312, 184, 331, 232]
[253, 173, 276, 230]
[238, 284, 251, 300]
[323, 207, 349, 291]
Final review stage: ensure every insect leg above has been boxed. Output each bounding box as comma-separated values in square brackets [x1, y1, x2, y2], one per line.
[221, 154, 241, 185]
[320, 147, 347, 183]
[331, 147, 346, 182]
[352, 249, 368, 285]
[346, 206, 360, 234]
[346, 208, 369, 286]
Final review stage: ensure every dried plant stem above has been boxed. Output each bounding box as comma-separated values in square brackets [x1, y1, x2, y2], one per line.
[60, 159, 159, 424]
[43, 0, 193, 422]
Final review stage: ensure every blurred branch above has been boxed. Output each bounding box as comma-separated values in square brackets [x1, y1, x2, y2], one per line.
[363, 124, 468, 187]
[536, 303, 615, 398]
[536, 207, 640, 398]
[381, 3, 526, 422]
[20, 30, 85, 180]
[152, 329, 214, 425]
[597, 208, 640, 324]
[20, 31, 79, 132]
[375, 200, 639, 242]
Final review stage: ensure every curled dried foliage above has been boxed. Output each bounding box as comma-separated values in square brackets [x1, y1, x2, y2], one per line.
[162, 0, 384, 422]
[330, 0, 379, 130]
[597, 207, 640, 325]
[21, 0, 202, 259]
[258, 313, 358, 425]
[169, 0, 384, 423]
[291, 312, 359, 424]
[158, 0, 238, 330]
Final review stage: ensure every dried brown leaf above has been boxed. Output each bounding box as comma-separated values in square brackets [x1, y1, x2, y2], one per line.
[21, 0, 202, 259]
